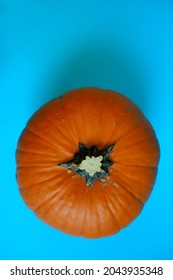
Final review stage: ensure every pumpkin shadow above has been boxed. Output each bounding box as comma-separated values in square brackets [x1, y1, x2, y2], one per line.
[37, 44, 149, 111]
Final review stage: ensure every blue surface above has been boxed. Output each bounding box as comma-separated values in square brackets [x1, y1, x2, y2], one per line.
[1, 0, 173, 260]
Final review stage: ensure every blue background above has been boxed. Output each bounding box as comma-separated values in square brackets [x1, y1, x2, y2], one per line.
[1, 0, 173, 260]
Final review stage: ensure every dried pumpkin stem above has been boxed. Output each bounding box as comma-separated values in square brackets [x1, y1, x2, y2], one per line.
[58, 143, 114, 186]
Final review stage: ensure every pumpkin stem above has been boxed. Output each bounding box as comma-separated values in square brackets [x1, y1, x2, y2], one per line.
[58, 143, 114, 186]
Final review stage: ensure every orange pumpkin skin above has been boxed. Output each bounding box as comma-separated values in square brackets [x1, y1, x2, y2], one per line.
[16, 87, 160, 238]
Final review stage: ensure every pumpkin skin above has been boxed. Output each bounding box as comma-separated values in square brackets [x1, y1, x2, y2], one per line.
[16, 87, 160, 238]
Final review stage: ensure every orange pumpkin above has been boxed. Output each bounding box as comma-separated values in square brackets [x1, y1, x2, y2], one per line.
[16, 87, 160, 238]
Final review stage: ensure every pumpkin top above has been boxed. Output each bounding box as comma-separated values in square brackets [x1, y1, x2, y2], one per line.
[16, 87, 160, 238]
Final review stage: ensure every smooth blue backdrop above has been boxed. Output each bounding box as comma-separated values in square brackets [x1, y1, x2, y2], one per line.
[1, 0, 173, 260]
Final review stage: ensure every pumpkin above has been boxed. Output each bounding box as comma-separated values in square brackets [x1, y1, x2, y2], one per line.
[16, 87, 160, 238]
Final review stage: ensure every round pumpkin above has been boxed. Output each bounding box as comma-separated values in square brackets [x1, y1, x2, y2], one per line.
[16, 87, 160, 238]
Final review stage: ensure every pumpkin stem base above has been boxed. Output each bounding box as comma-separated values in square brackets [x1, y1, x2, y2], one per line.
[58, 143, 114, 186]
